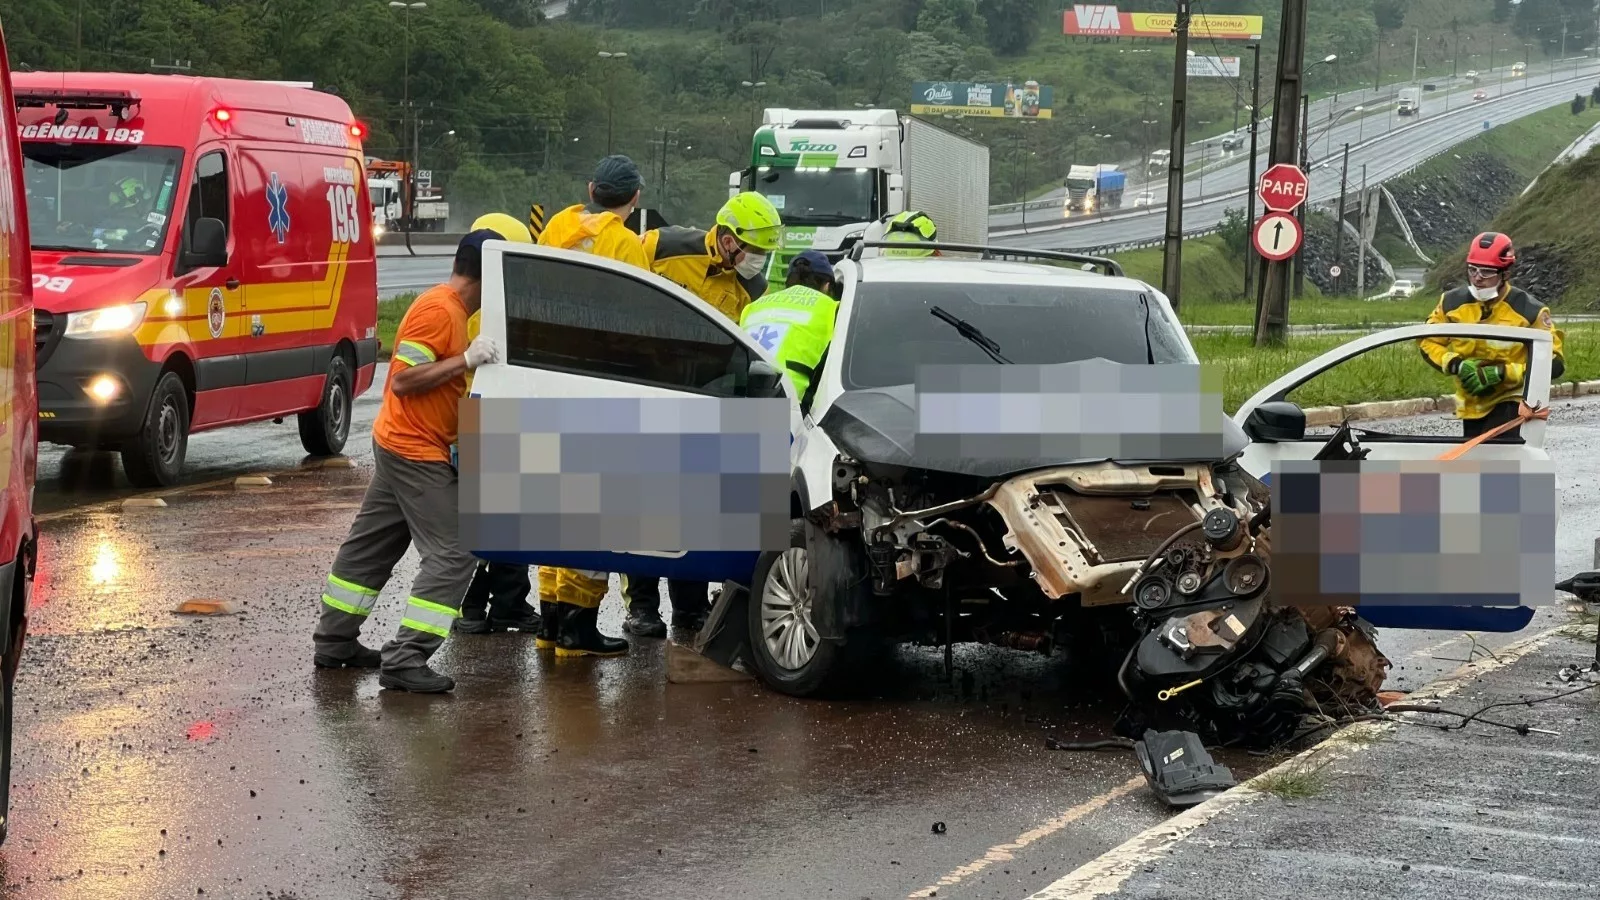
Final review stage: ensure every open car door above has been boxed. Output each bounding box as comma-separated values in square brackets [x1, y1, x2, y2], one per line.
[1233, 323, 1556, 633]
[465, 240, 794, 585]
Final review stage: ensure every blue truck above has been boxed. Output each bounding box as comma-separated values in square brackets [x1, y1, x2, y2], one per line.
[1065, 164, 1125, 214]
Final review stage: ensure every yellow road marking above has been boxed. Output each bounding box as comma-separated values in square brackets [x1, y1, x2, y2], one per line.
[906, 775, 1144, 899]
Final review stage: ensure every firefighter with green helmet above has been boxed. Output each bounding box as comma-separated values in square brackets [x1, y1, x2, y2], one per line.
[623, 190, 785, 639]
[878, 209, 939, 257]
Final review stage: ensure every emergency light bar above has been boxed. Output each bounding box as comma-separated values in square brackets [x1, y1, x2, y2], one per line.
[14, 88, 140, 120]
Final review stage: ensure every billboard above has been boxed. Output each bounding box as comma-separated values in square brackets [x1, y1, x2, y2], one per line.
[910, 81, 1055, 119]
[1188, 56, 1242, 78]
[1064, 5, 1264, 41]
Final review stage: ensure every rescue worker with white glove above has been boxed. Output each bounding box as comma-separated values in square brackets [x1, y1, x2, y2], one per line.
[311, 229, 502, 693]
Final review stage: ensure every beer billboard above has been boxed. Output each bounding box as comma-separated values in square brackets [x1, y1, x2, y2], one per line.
[910, 81, 1055, 119]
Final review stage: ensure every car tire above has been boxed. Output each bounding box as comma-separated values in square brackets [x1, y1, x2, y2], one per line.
[298, 352, 353, 457]
[746, 520, 880, 698]
[0, 557, 27, 847]
[120, 371, 189, 489]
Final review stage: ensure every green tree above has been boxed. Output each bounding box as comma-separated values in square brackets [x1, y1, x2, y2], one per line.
[1492, 0, 1513, 24]
[1371, 0, 1405, 31]
[977, 0, 1043, 55]
[1218, 207, 1250, 260]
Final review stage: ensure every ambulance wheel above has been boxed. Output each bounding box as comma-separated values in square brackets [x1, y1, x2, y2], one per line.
[121, 372, 189, 489]
[0, 589, 22, 847]
[299, 353, 352, 457]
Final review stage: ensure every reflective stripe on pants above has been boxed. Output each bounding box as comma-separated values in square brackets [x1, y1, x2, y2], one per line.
[322, 574, 379, 617]
[400, 597, 459, 638]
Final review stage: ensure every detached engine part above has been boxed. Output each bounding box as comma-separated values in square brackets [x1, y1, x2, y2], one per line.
[1133, 729, 1237, 808]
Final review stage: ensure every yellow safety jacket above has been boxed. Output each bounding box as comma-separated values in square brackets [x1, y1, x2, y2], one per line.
[538, 203, 650, 269]
[1419, 283, 1565, 420]
[643, 226, 768, 322]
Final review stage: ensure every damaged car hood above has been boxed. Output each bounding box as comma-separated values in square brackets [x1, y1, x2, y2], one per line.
[818, 383, 1251, 479]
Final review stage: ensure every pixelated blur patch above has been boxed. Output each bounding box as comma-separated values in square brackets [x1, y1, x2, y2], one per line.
[1271, 458, 1556, 608]
[458, 396, 791, 553]
[912, 360, 1225, 462]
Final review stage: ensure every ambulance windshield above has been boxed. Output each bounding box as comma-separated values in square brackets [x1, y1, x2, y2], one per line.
[23, 143, 184, 254]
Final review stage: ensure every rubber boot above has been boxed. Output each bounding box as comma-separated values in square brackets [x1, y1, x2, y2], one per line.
[555, 604, 629, 658]
[314, 642, 382, 669]
[535, 598, 561, 651]
[623, 576, 667, 638]
[378, 665, 456, 693]
[624, 609, 667, 638]
[486, 603, 542, 633]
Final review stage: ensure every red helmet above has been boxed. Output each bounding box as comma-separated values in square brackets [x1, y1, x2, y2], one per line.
[1467, 232, 1516, 269]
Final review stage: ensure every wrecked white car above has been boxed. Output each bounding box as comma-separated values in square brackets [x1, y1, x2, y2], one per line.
[465, 240, 1554, 748]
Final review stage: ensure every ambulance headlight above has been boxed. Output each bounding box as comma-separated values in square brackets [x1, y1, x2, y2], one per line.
[372, 223, 386, 240]
[64, 302, 147, 338]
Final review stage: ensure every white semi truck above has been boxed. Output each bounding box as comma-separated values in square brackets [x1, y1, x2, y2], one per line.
[730, 108, 990, 276]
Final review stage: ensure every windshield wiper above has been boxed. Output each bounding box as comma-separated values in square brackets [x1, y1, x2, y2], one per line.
[931, 306, 1011, 364]
[1138, 293, 1156, 365]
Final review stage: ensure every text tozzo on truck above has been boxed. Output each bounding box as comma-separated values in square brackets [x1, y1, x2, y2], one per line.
[729, 108, 990, 278]
[1065, 164, 1125, 216]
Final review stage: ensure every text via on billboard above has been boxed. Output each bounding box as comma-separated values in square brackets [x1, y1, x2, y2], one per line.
[1064, 5, 1264, 41]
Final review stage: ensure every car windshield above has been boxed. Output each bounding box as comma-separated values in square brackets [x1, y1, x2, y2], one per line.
[752, 166, 876, 225]
[842, 278, 1197, 390]
[23, 142, 184, 254]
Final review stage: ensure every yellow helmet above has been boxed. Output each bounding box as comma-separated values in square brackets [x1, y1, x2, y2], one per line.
[881, 210, 937, 257]
[715, 192, 783, 252]
[471, 212, 534, 243]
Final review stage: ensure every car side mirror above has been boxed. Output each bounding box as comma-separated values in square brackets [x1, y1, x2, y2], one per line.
[747, 359, 785, 399]
[1244, 400, 1307, 443]
[181, 217, 228, 269]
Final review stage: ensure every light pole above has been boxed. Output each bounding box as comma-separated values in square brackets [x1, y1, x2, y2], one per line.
[740, 80, 768, 133]
[388, 1, 426, 255]
[1244, 40, 1262, 298]
[598, 51, 629, 154]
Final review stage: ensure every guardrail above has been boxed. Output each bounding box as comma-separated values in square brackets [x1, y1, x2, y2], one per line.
[376, 231, 464, 247]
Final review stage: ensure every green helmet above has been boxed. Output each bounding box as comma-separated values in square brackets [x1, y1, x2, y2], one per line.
[111, 176, 147, 207]
[716, 191, 783, 252]
[881, 210, 937, 257]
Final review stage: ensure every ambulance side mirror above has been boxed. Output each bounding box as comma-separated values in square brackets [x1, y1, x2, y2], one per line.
[182, 217, 229, 270]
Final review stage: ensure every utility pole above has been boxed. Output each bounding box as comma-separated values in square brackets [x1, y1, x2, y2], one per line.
[389, 2, 427, 256]
[1160, 0, 1192, 308]
[1357, 163, 1369, 298]
[1332, 142, 1349, 294]
[1293, 93, 1309, 299]
[1412, 29, 1420, 85]
[1255, 0, 1310, 348]
[1245, 40, 1262, 300]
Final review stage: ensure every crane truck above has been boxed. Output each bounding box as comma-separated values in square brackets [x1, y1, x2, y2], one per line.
[730, 108, 990, 277]
[365, 158, 450, 235]
[1065, 164, 1126, 215]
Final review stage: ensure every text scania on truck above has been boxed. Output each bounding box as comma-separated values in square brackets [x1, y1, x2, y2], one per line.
[729, 108, 989, 277]
[15, 73, 379, 487]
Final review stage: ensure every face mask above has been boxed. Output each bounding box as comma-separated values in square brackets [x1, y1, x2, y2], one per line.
[1470, 285, 1500, 301]
[735, 250, 767, 279]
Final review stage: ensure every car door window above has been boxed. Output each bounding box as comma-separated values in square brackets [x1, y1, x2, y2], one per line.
[502, 253, 757, 397]
[185, 150, 229, 243]
[1276, 334, 1538, 443]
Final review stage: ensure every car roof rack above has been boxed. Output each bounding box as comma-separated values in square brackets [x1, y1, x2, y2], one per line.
[847, 240, 1124, 278]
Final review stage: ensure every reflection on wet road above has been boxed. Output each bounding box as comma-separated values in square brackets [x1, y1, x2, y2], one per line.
[9, 388, 1597, 898]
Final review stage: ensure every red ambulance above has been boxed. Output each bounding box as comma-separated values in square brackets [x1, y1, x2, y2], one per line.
[0, 22, 39, 843]
[15, 73, 378, 486]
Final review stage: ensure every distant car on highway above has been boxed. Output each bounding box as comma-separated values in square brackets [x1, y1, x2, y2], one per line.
[1388, 279, 1419, 298]
[1466, 70, 1480, 81]
[1220, 134, 1244, 152]
[1132, 191, 1156, 208]
[1474, 89, 1489, 102]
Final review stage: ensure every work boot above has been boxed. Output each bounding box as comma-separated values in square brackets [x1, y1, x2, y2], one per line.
[671, 610, 708, 633]
[535, 599, 562, 651]
[555, 605, 629, 658]
[455, 607, 492, 634]
[623, 608, 668, 638]
[314, 642, 382, 669]
[379, 665, 456, 693]
[485, 603, 542, 633]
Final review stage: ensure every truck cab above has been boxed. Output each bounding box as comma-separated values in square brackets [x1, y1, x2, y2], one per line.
[1397, 90, 1420, 116]
[730, 108, 989, 278]
[16, 73, 379, 487]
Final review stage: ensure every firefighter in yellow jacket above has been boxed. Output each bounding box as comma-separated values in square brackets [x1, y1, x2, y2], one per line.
[620, 192, 783, 638]
[533, 155, 650, 657]
[1419, 232, 1565, 439]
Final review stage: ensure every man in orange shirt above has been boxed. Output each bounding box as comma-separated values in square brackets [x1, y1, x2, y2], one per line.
[312, 230, 504, 693]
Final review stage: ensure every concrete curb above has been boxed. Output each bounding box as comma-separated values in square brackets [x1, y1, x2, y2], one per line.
[1297, 379, 1600, 428]
[1024, 622, 1587, 900]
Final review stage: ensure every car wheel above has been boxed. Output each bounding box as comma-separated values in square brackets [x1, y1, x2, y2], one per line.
[746, 520, 880, 698]
[120, 371, 189, 489]
[298, 352, 353, 456]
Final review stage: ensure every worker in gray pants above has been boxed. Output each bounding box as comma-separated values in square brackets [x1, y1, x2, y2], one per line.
[313, 229, 503, 693]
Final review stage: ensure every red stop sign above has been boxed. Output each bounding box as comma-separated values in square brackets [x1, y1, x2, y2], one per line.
[1258, 164, 1308, 213]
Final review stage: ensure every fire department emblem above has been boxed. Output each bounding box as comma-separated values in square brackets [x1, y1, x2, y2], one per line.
[207, 288, 225, 339]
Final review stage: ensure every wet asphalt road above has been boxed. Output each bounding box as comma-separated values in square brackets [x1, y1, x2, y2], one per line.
[10, 386, 1598, 898]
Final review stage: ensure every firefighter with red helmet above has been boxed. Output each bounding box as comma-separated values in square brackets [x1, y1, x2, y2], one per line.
[1419, 232, 1565, 439]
